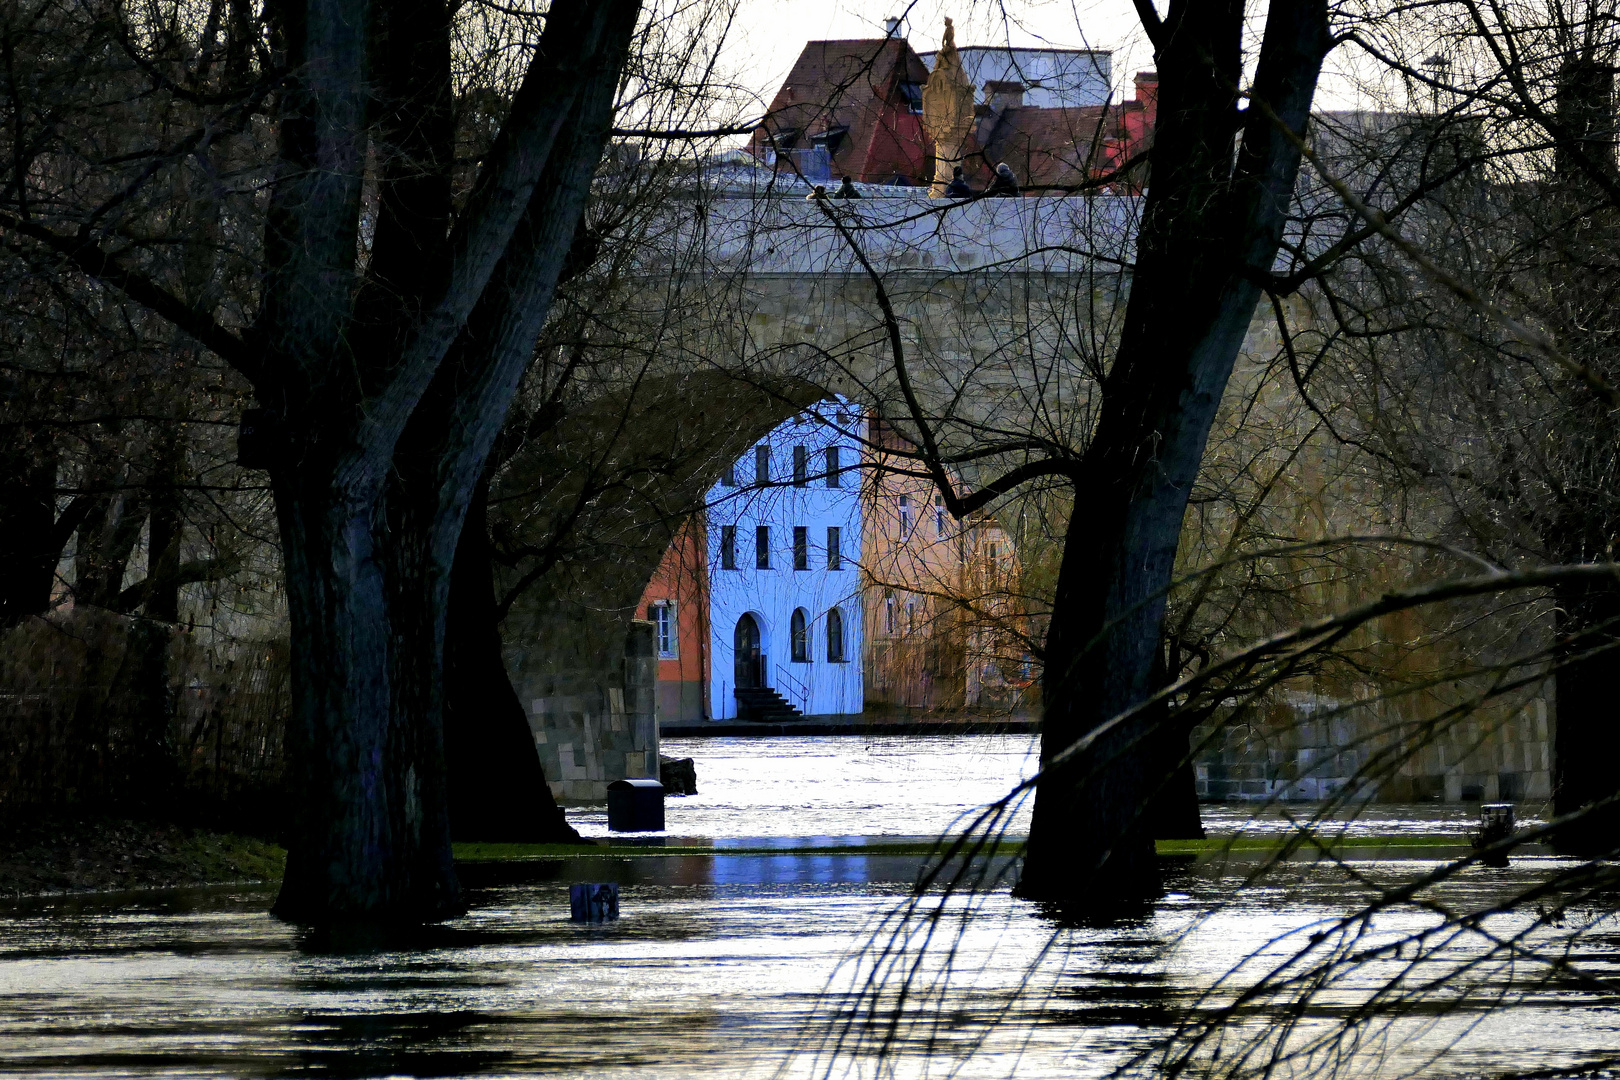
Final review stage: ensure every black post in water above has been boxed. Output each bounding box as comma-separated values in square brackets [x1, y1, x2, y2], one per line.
[607, 778, 666, 832]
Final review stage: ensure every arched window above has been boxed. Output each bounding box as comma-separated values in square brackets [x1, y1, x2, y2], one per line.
[827, 607, 846, 663]
[791, 608, 809, 662]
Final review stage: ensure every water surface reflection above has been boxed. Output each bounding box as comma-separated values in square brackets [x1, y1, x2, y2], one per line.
[4, 857, 1620, 1078]
[0, 736, 1610, 1078]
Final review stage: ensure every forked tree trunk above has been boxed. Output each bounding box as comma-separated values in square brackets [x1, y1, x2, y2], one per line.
[267, 0, 637, 924]
[4, 0, 637, 925]
[1019, 0, 1329, 914]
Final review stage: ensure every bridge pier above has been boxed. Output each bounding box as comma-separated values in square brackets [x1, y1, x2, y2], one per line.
[506, 617, 659, 805]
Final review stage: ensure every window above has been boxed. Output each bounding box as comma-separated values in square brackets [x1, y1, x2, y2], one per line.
[827, 526, 842, 569]
[812, 125, 848, 155]
[793, 526, 808, 570]
[649, 603, 677, 658]
[825, 446, 841, 487]
[899, 494, 910, 537]
[722, 460, 737, 486]
[755, 525, 770, 569]
[720, 525, 737, 570]
[899, 82, 925, 114]
[935, 494, 947, 538]
[884, 589, 895, 634]
[791, 608, 809, 662]
[769, 126, 801, 150]
[827, 607, 846, 662]
[755, 444, 771, 486]
[793, 445, 808, 486]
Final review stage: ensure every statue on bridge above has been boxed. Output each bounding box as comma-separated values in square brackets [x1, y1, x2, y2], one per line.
[922, 18, 976, 198]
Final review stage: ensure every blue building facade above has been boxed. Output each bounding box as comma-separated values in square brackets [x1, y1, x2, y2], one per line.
[706, 399, 864, 719]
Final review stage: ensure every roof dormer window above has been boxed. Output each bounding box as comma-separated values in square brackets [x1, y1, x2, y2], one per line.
[812, 126, 849, 156]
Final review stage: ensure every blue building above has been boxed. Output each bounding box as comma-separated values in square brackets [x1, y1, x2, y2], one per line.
[706, 400, 864, 719]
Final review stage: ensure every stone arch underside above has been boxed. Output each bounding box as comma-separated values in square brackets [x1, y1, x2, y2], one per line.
[490, 369, 829, 799]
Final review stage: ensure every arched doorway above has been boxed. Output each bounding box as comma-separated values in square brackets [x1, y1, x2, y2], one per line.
[734, 613, 763, 689]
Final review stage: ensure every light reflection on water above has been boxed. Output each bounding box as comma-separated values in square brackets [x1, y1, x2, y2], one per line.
[0, 735, 1610, 1079]
[567, 734, 1042, 839]
[570, 735, 1543, 842]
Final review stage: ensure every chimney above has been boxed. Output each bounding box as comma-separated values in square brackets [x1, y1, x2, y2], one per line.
[884, 16, 901, 37]
[1134, 71, 1159, 128]
[986, 80, 1025, 111]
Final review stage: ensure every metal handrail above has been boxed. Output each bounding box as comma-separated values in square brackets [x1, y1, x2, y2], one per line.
[773, 659, 811, 713]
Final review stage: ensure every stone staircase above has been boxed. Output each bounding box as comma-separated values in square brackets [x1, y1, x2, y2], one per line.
[734, 686, 804, 723]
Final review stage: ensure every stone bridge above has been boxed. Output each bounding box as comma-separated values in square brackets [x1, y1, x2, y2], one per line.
[495, 193, 1551, 808]
[497, 196, 1148, 801]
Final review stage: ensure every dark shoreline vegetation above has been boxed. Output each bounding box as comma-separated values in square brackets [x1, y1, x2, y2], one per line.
[0, 814, 287, 899]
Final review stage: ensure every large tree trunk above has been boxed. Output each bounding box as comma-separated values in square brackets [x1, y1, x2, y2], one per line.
[268, 0, 636, 925]
[445, 483, 581, 842]
[1551, 579, 1620, 855]
[10, 0, 639, 927]
[1019, 0, 1329, 914]
[271, 480, 462, 925]
[1142, 649, 1206, 841]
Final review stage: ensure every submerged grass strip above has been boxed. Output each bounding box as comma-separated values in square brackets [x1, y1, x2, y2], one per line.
[453, 834, 1483, 862]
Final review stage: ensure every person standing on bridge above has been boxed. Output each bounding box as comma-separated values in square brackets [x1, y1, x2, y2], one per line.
[834, 175, 862, 199]
[944, 165, 974, 198]
[988, 162, 1020, 197]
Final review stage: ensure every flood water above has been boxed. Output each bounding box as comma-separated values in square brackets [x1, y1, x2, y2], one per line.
[1, 735, 1616, 1079]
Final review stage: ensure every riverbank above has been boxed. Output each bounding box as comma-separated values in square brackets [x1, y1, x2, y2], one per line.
[660, 709, 1039, 737]
[0, 815, 286, 898]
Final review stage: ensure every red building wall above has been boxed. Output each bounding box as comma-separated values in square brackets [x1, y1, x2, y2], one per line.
[637, 517, 709, 722]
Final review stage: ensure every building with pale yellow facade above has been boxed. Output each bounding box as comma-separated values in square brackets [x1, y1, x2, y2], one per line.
[860, 421, 1033, 711]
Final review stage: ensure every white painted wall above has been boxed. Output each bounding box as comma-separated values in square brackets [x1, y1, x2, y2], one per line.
[707, 399, 865, 719]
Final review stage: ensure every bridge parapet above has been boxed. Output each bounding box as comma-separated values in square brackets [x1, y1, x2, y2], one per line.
[676, 195, 1143, 278]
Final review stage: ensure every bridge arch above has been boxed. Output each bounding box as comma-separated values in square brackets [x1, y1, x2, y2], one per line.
[488, 370, 829, 799]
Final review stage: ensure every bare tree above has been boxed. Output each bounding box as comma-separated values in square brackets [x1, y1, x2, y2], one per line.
[0, 0, 644, 925]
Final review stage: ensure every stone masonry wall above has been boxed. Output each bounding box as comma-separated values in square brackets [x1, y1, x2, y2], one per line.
[1193, 689, 1552, 805]
[513, 620, 659, 805]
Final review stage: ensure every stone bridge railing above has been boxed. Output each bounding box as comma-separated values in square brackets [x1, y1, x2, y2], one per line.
[690, 194, 1142, 278]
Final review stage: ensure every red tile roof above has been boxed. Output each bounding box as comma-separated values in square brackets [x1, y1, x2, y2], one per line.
[751, 39, 934, 185]
[754, 41, 1159, 195]
[971, 105, 1109, 192]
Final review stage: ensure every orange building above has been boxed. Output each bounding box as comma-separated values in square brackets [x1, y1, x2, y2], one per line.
[637, 518, 709, 721]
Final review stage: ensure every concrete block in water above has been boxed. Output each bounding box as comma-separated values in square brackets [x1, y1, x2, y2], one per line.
[570, 883, 620, 922]
[607, 777, 665, 831]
